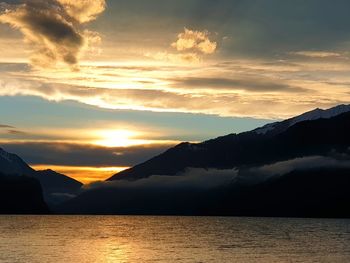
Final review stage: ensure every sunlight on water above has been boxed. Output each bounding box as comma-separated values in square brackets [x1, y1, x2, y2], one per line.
[0, 216, 349, 263]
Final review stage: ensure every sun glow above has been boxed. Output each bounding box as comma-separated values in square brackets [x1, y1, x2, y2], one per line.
[94, 129, 150, 147]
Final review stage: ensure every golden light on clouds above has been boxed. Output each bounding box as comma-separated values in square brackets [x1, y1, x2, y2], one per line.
[1, 0, 350, 120]
[1, 57, 350, 119]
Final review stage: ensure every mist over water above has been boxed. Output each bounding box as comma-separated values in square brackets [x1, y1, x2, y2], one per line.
[0, 216, 349, 263]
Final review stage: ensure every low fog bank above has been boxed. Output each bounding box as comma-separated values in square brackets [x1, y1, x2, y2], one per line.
[57, 153, 350, 217]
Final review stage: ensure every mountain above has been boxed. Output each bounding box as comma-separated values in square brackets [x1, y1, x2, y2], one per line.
[59, 104, 350, 217]
[0, 148, 82, 206]
[35, 169, 83, 205]
[0, 173, 49, 214]
[109, 104, 350, 181]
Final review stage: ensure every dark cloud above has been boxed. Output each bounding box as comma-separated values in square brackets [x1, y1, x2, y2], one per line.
[0, 0, 105, 68]
[6, 129, 25, 135]
[104, 0, 350, 58]
[172, 76, 306, 93]
[0, 142, 173, 167]
[214, 0, 350, 57]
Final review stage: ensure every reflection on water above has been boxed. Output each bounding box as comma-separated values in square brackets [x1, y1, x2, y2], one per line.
[0, 216, 349, 263]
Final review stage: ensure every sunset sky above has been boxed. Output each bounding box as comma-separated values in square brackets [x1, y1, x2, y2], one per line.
[1, 0, 350, 183]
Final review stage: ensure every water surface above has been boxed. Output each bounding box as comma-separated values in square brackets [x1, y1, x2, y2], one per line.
[0, 216, 349, 262]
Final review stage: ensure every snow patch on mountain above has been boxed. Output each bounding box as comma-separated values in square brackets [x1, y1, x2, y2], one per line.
[254, 123, 277, 135]
[291, 104, 350, 125]
[254, 104, 350, 135]
[0, 148, 13, 163]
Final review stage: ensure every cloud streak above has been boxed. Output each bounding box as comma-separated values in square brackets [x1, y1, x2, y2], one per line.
[1, 55, 350, 119]
[0, 124, 14, 129]
[0, 124, 25, 136]
[0, 0, 105, 68]
[290, 51, 342, 58]
[171, 76, 306, 93]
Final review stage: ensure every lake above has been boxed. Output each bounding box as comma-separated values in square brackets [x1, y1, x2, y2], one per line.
[0, 216, 349, 262]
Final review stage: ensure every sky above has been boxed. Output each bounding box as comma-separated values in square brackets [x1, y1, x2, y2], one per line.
[0, 0, 350, 183]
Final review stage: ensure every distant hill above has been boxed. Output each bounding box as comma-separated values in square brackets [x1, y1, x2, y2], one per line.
[58, 104, 350, 217]
[35, 169, 83, 205]
[0, 148, 82, 206]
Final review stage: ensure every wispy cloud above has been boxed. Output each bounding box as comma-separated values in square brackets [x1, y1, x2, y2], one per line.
[145, 52, 201, 63]
[0, 124, 25, 135]
[0, 0, 106, 69]
[171, 76, 306, 93]
[290, 51, 342, 58]
[6, 129, 26, 135]
[0, 124, 14, 129]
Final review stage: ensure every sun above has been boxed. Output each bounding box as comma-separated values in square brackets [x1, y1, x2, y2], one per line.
[94, 129, 149, 147]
